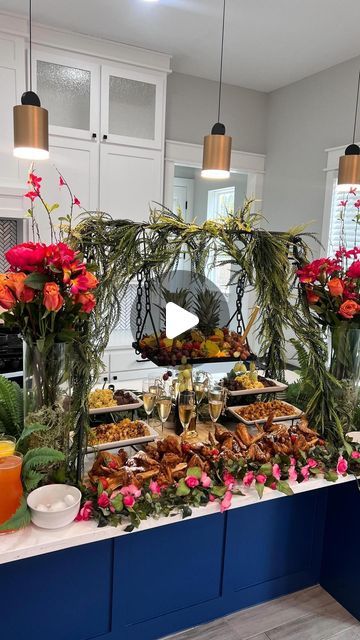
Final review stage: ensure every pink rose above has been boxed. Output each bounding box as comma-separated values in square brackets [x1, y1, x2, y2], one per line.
[272, 464, 281, 481]
[120, 484, 142, 498]
[307, 458, 317, 468]
[351, 451, 360, 459]
[149, 480, 161, 494]
[185, 476, 199, 489]
[209, 494, 215, 502]
[288, 466, 298, 482]
[123, 495, 135, 508]
[97, 492, 110, 508]
[336, 455, 348, 475]
[220, 490, 232, 513]
[301, 465, 310, 481]
[200, 471, 212, 488]
[270, 482, 277, 490]
[290, 457, 296, 466]
[243, 471, 255, 487]
[75, 500, 93, 521]
[223, 470, 235, 488]
[256, 474, 267, 485]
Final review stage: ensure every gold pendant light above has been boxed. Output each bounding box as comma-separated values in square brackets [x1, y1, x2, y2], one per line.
[201, 0, 232, 179]
[13, 0, 49, 160]
[337, 70, 360, 189]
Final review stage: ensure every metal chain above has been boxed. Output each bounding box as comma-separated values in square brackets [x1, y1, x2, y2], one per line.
[135, 270, 143, 353]
[236, 273, 247, 334]
[144, 267, 151, 313]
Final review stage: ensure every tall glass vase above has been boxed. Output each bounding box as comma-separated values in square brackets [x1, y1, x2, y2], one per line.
[330, 323, 360, 433]
[23, 340, 72, 459]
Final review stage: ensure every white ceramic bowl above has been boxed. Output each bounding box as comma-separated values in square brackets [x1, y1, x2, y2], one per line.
[27, 484, 81, 529]
[347, 431, 360, 444]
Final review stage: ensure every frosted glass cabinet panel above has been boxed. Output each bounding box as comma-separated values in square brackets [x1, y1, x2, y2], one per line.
[33, 50, 100, 140]
[101, 65, 165, 149]
[108, 76, 156, 140]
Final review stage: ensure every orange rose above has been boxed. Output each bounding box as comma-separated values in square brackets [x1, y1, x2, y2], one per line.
[7, 272, 35, 303]
[306, 289, 320, 304]
[0, 284, 16, 310]
[339, 299, 360, 319]
[328, 277, 344, 297]
[70, 271, 98, 294]
[43, 282, 64, 312]
[74, 292, 96, 313]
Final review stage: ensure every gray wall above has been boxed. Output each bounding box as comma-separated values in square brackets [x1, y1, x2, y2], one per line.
[263, 55, 360, 238]
[166, 72, 268, 154]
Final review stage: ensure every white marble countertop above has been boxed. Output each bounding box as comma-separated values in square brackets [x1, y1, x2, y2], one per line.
[0, 474, 354, 566]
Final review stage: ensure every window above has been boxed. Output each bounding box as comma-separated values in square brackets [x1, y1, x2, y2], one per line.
[327, 182, 360, 255]
[206, 187, 235, 296]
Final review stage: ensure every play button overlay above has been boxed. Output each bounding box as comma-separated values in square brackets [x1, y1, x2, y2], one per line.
[165, 302, 199, 340]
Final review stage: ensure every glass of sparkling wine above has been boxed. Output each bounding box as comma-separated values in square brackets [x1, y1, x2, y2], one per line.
[157, 394, 172, 435]
[142, 379, 156, 426]
[178, 391, 196, 438]
[208, 386, 224, 425]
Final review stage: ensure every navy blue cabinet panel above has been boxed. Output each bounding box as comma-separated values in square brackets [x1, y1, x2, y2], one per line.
[321, 480, 360, 621]
[223, 492, 327, 598]
[0, 540, 114, 640]
[113, 513, 225, 626]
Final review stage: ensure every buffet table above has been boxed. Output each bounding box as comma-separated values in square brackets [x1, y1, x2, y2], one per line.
[1, 473, 358, 640]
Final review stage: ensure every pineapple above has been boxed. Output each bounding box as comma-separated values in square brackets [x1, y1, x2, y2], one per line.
[193, 288, 221, 336]
[159, 287, 192, 327]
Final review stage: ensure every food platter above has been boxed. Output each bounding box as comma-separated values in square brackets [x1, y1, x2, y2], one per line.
[226, 377, 288, 396]
[228, 401, 303, 426]
[86, 422, 158, 453]
[89, 390, 143, 415]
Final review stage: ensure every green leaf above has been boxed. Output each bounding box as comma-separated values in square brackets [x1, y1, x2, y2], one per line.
[48, 203, 60, 213]
[176, 478, 191, 496]
[111, 495, 123, 513]
[0, 497, 31, 532]
[24, 272, 47, 290]
[258, 463, 272, 476]
[186, 466, 202, 479]
[324, 471, 338, 483]
[210, 485, 227, 498]
[22, 447, 65, 478]
[23, 468, 44, 492]
[255, 482, 265, 498]
[17, 422, 50, 446]
[276, 481, 294, 496]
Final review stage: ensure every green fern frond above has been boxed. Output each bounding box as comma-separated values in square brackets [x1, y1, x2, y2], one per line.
[17, 422, 50, 449]
[0, 375, 23, 437]
[23, 468, 45, 492]
[23, 447, 65, 476]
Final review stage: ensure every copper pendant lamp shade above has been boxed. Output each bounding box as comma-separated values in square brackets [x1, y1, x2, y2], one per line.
[13, 0, 49, 160]
[201, 0, 232, 179]
[337, 71, 360, 188]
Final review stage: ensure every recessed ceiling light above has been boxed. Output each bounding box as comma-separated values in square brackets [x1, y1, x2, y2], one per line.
[143, 0, 159, 3]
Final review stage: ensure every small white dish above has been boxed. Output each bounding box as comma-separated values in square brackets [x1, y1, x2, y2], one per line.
[347, 431, 360, 444]
[27, 484, 81, 529]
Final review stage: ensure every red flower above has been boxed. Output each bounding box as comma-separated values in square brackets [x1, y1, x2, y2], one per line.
[328, 277, 344, 297]
[74, 291, 96, 313]
[24, 191, 39, 202]
[73, 196, 81, 207]
[5, 242, 47, 272]
[355, 199, 360, 210]
[97, 492, 110, 509]
[349, 187, 357, 196]
[306, 289, 320, 304]
[43, 282, 64, 312]
[70, 271, 98, 294]
[7, 272, 35, 303]
[185, 476, 199, 488]
[347, 261, 360, 279]
[0, 284, 16, 310]
[340, 200, 348, 207]
[297, 258, 338, 284]
[28, 172, 42, 190]
[59, 176, 65, 187]
[339, 299, 360, 319]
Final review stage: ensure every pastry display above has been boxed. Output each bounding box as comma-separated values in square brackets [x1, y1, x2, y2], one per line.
[89, 388, 140, 410]
[88, 418, 150, 446]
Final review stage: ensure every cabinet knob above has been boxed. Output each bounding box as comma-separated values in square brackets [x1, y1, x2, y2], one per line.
[113, 375, 118, 381]
[103, 134, 108, 141]
[92, 132, 97, 139]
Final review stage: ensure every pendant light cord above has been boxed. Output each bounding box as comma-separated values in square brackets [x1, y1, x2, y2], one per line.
[352, 69, 360, 144]
[29, 0, 32, 92]
[217, 0, 226, 123]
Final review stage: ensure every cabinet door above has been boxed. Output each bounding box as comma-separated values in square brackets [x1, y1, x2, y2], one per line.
[101, 64, 165, 149]
[0, 33, 25, 185]
[33, 49, 100, 141]
[21, 137, 99, 244]
[99, 143, 163, 222]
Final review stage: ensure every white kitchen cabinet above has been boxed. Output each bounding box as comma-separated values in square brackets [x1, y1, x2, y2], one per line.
[33, 49, 100, 142]
[0, 33, 25, 186]
[99, 144, 163, 222]
[101, 64, 165, 150]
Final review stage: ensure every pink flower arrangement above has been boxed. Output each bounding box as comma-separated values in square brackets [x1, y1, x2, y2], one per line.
[243, 471, 255, 487]
[301, 465, 310, 481]
[288, 466, 298, 482]
[336, 456, 348, 475]
[223, 470, 235, 489]
[149, 480, 162, 494]
[256, 474, 267, 485]
[75, 500, 93, 521]
[185, 476, 199, 488]
[272, 464, 281, 481]
[200, 472, 212, 488]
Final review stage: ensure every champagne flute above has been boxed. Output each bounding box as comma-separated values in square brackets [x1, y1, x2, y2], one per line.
[157, 394, 172, 435]
[142, 379, 156, 427]
[149, 378, 163, 428]
[178, 390, 196, 439]
[208, 385, 224, 426]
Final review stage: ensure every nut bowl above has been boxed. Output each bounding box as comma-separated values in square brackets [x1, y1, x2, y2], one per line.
[27, 484, 81, 529]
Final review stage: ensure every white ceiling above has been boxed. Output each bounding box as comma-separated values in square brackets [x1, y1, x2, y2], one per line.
[1, 0, 360, 92]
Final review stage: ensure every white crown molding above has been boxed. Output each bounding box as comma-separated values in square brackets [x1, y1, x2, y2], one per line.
[165, 140, 265, 174]
[0, 11, 172, 74]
